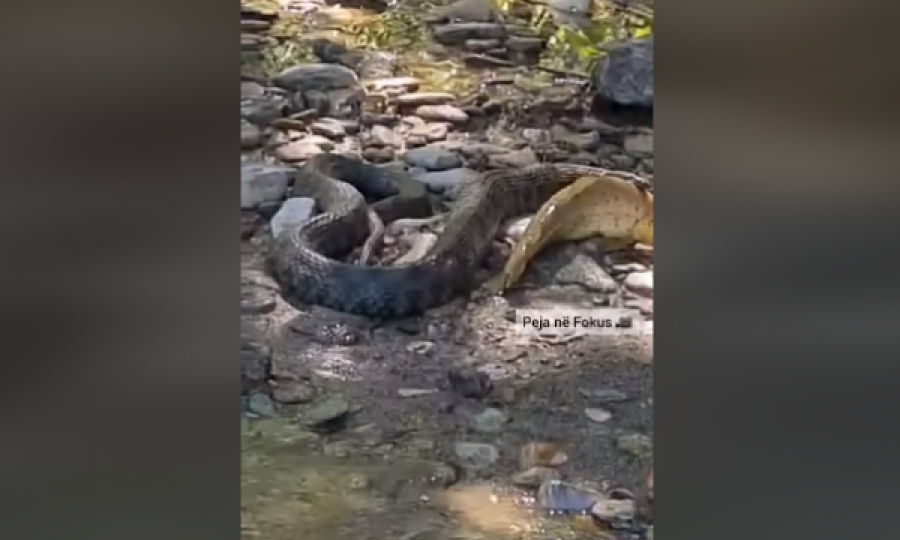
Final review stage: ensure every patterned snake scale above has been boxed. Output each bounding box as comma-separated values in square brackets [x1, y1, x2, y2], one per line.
[268, 154, 626, 318]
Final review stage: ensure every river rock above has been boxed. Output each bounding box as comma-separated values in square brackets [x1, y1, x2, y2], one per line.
[403, 147, 462, 170]
[274, 63, 360, 93]
[414, 168, 478, 194]
[432, 22, 508, 45]
[415, 104, 469, 123]
[240, 162, 294, 209]
[270, 197, 316, 238]
[592, 36, 654, 107]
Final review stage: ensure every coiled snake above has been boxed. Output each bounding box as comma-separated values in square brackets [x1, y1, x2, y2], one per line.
[268, 154, 646, 318]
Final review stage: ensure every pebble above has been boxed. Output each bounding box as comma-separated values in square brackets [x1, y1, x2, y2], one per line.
[616, 432, 652, 458]
[407, 340, 436, 355]
[403, 147, 462, 170]
[245, 392, 277, 417]
[271, 379, 316, 404]
[241, 120, 263, 149]
[274, 63, 359, 92]
[301, 394, 352, 428]
[365, 76, 421, 92]
[432, 22, 508, 46]
[501, 216, 533, 242]
[414, 168, 478, 194]
[270, 197, 316, 238]
[368, 124, 403, 148]
[407, 122, 449, 142]
[510, 466, 561, 488]
[362, 146, 395, 162]
[584, 408, 613, 423]
[488, 147, 538, 168]
[519, 442, 568, 468]
[537, 480, 603, 513]
[453, 442, 500, 471]
[591, 498, 636, 522]
[273, 138, 327, 161]
[624, 129, 654, 156]
[240, 162, 294, 209]
[414, 104, 469, 123]
[555, 253, 619, 293]
[309, 118, 347, 139]
[472, 408, 508, 433]
[624, 270, 653, 298]
[447, 363, 492, 399]
[397, 388, 439, 397]
[395, 92, 457, 107]
[579, 387, 631, 403]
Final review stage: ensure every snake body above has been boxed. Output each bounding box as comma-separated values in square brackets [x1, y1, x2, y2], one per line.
[269, 155, 626, 318]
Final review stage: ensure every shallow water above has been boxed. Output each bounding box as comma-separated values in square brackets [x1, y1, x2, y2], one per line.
[241, 418, 619, 540]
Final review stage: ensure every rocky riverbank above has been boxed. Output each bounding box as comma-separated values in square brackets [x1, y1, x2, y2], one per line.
[241, 2, 653, 539]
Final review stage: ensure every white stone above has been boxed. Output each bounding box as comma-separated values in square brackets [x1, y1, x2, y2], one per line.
[270, 197, 316, 238]
[624, 270, 653, 298]
[240, 163, 294, 209]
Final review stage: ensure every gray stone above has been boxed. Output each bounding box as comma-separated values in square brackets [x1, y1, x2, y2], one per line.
[584, 408, 612, 423]
[309, 118, 347, 139]
[273, 138, 331, 161]
[624, 129, 654, 157]
[579, 387, 631, 403]
[511, 466, 561, 488]
[270, 197, 316, 238]
[592, 36, 653, 107]
[616, 432, 652, 458]
[301, 394, 352, 428]
[454, 442, 499, 471]
[488, 147, 538, 168]
[403, 147, 462, 170]
[246, 392, 277, 417]
[555, 253, 619, 292]
[414, 104, 469, 123]
[395, 92, 457, 107]
[432, 22, 507, 45]
[274, 63, 360, 92]
[241, 120, 263, 150]
[414, 168, 478, 194]
[240, 162, 294, 209]
[408, 122, 449, 142]
[624, 270, 653, 298]
[368, 124, 403, 148]
[591, 498, 636, 522]
[472, 408, 508, 433]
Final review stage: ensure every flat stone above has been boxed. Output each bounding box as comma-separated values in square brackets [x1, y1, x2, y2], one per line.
[403, 147, 462, 170]
[274, 63, 360, 92]
[309, 118, 347, 139]
[488, 147, 538, 168]
[240, 162, 294, 209]
[395, 92, 457, 107]
[433, 22, 508, 46]
[537, 481, 603, 513]
[414, 167, 478, 194]
[368, 124, 403, 148]
[555, 253, 619, 293]
[407, 121, 449, 142]
[414, 104, 469, 123]
[454, 442, 500, 471]
[301, 394, 351, 428]
[270, 197, 316, 238]
[591, 499, 636, 522]
[592, 36, 653, 107]
[273, 136, 333, 161]
[241, 120, 263, 150]
[624, 270, 653, 298]
[584, 408, 612, 423]
[365, 76, 421, 92]
[472, 408, 508, 433]
[624, 129, 654, 157]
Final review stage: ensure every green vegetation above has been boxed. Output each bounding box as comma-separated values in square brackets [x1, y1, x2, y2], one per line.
[244, 0, 652, 89]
